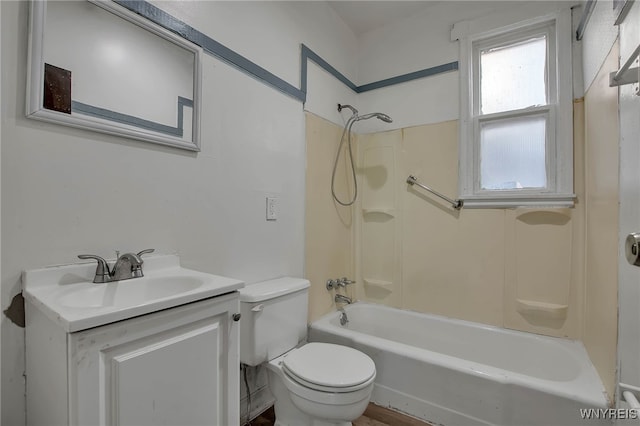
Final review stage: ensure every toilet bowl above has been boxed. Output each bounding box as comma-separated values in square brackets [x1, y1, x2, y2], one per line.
[267, 343, 376, 426]
[239, 278, 376, 426]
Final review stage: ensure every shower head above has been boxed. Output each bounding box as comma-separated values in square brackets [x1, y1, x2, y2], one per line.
[338, 103, 393, 124]
[355, 112, 393, 123]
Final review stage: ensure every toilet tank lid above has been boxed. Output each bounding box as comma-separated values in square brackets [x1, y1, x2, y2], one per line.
[239, 277, 310, 302]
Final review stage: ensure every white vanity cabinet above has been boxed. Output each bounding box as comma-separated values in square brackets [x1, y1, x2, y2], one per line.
[26, 293, 240, 426]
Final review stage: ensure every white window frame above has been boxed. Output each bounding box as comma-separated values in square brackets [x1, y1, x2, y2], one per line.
[453, 6, 574, 208]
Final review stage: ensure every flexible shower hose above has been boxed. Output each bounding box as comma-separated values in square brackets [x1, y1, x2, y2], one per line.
[331, 117, 358, 206]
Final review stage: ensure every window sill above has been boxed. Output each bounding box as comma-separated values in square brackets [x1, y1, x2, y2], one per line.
[461, 194, 576, 209]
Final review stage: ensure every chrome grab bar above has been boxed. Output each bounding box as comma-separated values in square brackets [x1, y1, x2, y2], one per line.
[406, 175, 463, 210]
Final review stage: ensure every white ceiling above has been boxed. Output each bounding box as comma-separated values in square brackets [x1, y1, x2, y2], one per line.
[328, 1, 440, 36]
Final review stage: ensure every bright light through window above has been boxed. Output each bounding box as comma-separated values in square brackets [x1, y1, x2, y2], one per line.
[477, 34, 549, 191]
[480, 115, 547, 190]
[455, 9, 574, 207]
[480, 36, 547, 115]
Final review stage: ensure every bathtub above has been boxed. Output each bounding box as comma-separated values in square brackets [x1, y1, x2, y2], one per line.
[308, 302, 609, 426]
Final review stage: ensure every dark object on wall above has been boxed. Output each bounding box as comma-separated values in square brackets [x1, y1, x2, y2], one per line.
[43, 63, 71, 114]
[4, 293, 25, 328]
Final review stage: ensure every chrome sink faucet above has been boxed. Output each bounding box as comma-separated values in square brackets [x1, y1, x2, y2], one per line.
[78, 249, 155, 283]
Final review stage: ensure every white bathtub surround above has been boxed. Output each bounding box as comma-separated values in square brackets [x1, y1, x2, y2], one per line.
[309, 302, 609, 426]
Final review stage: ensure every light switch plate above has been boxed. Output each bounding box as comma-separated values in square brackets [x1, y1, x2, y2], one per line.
[266, 197, 277, 221]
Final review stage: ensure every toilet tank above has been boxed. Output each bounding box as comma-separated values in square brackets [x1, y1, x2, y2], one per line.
[239, 277, 310, 366]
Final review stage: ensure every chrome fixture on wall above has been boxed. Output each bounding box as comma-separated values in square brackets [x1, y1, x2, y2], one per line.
[326, 277, 356, 290]
[406, 175, 464, 210]
[332, 103, 393, 206]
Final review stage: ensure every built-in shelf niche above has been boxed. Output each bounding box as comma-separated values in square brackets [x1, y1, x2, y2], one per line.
[363, 278, 393, 288]
[516, 299, 569, 320]
[362, 208, 395, 218]
[357, 133, 402, 307]
[505, 208, 573, 331]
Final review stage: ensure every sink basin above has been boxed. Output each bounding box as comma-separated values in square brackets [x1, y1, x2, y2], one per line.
[22, 254, 244, 332]
[56, 275, 205, 309]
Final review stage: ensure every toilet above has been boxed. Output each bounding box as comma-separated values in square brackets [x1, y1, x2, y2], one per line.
[239, 277, 376, 426]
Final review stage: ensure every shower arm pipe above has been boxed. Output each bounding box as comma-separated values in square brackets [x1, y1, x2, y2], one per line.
[406, 175, 464, 210]
[337, 103, 358, 116]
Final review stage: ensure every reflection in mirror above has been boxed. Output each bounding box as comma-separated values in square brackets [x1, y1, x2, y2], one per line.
[27, 0, 201, 151]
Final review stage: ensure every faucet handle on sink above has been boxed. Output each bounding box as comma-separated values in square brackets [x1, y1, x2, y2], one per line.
[133, 249, 154, 277]
[129, 249, 154, 278]
[77, 254, 111, 283]
[136, 249, 155, 257]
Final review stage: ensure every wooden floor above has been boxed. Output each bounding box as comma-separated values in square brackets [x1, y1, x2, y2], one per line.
[250, 403, 432, 426]
[354, 403, 432, 426]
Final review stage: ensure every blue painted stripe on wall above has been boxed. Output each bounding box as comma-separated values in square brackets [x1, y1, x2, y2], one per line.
[72, 96, 193, 137]
[300, 44, 358, 93]
[114, 0, 307, 102]
[300, 44, 458, 95]
[357, 61, 459, 92]
[115, 1, 458, 104]
[300, 46, 308, 97]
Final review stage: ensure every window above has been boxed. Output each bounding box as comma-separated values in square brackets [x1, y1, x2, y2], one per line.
[453, 8, 574, 208]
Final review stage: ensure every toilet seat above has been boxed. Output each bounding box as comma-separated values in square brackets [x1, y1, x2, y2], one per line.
[283, 367, 376, 393]
[269, 356, 375, 407]
[282, 343, 376, 393]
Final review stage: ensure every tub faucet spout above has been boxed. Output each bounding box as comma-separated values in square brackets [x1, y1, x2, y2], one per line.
[339, 308, 349, 326]
[335, 294, 352, 304]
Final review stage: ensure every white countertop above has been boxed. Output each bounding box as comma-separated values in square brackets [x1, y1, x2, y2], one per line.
[23, 254, 245, 332]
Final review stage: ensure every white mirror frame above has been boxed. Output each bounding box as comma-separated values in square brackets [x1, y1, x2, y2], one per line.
[26, 0, 202, 151]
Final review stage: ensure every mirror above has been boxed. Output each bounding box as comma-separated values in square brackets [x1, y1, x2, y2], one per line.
[27, 0, 202, 151]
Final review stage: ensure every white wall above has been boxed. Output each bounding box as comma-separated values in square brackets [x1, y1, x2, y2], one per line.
[581, 0, 619, 93]
[154, 0, 359, 138]
[0, 1, 358, 424]
[307, 1, 578, 134]
[353, 1, 576, 134]
[355, 1, 504, 133]
[305, 61, 358, 128]
[152, 1, 359, 89]
[308, 1, 506, 132]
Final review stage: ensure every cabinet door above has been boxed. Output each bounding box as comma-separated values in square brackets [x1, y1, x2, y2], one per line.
[69, 294, 239, 426]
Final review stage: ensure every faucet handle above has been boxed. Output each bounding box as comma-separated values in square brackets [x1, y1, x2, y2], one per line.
[129, 249, 154, 278]
[78, 254, 111, 283]
[326, 279, 338, 290]
[136, 248, 155, 257]
[338, 277, 355, 287]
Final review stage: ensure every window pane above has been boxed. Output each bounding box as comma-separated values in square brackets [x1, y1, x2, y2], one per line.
[480, 115, 547, 190]
[480, 36, 547, 114]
